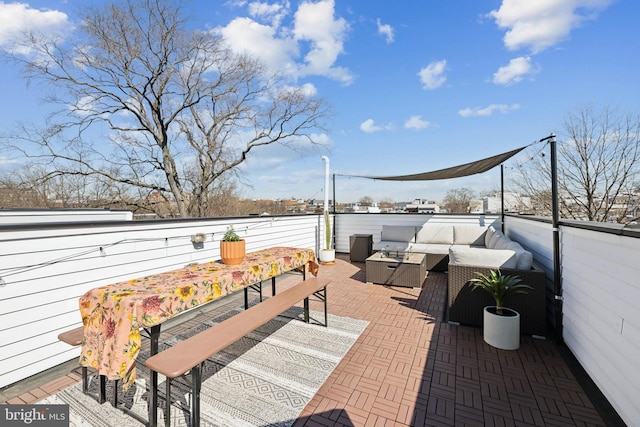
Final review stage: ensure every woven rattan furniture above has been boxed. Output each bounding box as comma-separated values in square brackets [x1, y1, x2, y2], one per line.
[350, 234, 373, 262]
[447, 262, 548, 336]
[366, 252, 427, 288]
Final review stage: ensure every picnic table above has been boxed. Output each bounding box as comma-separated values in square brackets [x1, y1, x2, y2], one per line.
[78, 246, 318, 389]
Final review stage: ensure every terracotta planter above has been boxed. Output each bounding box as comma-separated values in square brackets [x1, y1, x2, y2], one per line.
[220, 240, 246, 265]
[483, 306, 520, 350]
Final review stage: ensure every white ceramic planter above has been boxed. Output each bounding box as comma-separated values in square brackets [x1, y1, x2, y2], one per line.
[318, 249, 335, 263]
[483, 306, 520, 350]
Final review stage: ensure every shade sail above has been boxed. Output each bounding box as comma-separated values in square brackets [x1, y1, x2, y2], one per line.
[349, 145, 527, 181]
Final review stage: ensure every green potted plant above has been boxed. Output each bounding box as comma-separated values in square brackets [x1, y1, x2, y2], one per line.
[220, 225, 245, 265]
[470, 269, 532, 350]
[318, 210, 335, 264]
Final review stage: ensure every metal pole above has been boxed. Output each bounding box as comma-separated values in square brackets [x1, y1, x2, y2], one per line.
[332, 173, 336, 214]
[501, 164, 505, 233]
[542, 133, 563, 343]
[332, 173, 336, 250]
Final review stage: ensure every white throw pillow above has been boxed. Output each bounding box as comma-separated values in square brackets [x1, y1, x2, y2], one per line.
[508, 242, 534, 270]
[484, 226, 496, 247]
[492, 235, 512, 250]
[488, 230, 505, 248]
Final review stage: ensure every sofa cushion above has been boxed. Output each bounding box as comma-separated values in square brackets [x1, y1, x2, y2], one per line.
[508, 242, 534, 270]
[422, 243, 451, 255]
[416, 225, 454, 245]
[381, 225, 416, 243]
[492, 234, 513, 250]
[487, 229, 504, 248]
[448, 246, 517, 269]
[453, 225, 487, 246]
[484, 226, 497, 247]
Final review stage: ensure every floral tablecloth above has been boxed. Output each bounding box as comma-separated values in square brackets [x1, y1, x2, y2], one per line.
[79, 247, 318, 388]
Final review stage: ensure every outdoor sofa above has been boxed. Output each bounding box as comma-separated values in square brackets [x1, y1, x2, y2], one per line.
[372, 224, 548, 335]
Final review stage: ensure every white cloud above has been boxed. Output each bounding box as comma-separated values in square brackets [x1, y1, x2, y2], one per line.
[458, 103, 520, 118]
[218, 0, 353, 84]
[293, 0, 352, 84]
[376, 18, 394, 44]
[360, 119, 383, 133]
[493, 56, 539, 85]
[248, 1, 287, 27]
[218, 17, 299, 76]
[0, 2, 70, 53]
[418, 60, 447, 90]
[488, 0, 613, 53]
[404, 115, 430, 130]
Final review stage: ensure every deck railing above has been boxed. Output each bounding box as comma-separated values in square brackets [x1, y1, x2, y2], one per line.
[1, 211, 638, 424]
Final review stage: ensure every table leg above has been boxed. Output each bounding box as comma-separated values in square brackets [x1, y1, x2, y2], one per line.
[98, 375, 106, 404]
[149, 325, 160, 427]
[191, 365, 202, 427]
[271, 277, 276, 296]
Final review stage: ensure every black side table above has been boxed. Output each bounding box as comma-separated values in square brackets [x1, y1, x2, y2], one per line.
[349, 234, 373, 262]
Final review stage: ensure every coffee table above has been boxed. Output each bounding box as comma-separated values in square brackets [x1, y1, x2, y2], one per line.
[365, 252, 427, 288]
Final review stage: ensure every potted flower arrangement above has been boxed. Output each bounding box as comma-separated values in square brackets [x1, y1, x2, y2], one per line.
[220, 225, 245, 265]
[470, 269, 532, 350]
[318, 210, 335, 264]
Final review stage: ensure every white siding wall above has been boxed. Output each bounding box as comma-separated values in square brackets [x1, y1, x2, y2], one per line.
[0, 215, 322, 389]
[0, 209, 133, 224]
[559, 226, 640, 425]
[505, 216, 640, 425]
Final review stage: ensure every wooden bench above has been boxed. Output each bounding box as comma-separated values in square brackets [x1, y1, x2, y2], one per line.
[145, 277, 330, 427]
[58, 326, 112, 404]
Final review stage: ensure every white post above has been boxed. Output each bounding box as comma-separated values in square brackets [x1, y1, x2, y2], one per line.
[321, 156, 330, 212]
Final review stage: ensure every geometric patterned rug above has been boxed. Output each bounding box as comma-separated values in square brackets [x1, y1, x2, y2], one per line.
[39, 307, 369, 427]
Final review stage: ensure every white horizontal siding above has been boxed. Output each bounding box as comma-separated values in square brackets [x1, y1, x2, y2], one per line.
[0, 214, 320, 388]
[0, 209, 133, 225]
[559, 226, 640, 424]
[505, 216, 640, 424]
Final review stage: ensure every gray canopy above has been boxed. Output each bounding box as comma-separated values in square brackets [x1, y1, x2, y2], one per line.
[349, 145, 527, 181]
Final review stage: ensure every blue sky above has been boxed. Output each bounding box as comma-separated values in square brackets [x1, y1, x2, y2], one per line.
[0, 0, 638, 204]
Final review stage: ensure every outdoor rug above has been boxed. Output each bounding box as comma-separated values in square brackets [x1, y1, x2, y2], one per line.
[40, 307, 368, 427]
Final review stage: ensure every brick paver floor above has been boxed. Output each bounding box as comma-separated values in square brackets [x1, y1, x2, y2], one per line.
[1, 254, 618, 426]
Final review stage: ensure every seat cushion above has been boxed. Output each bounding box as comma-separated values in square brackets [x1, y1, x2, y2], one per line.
[448, 246, 517, 269]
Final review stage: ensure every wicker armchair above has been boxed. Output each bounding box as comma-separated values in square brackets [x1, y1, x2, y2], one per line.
[447, 262, 547, 336]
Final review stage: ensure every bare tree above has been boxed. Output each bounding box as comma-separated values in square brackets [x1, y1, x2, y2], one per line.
[442, 188, 475, 213]
[2, 0, 328, 217]
[358, 196, 374, 207]
[512, 106, 640, 222]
